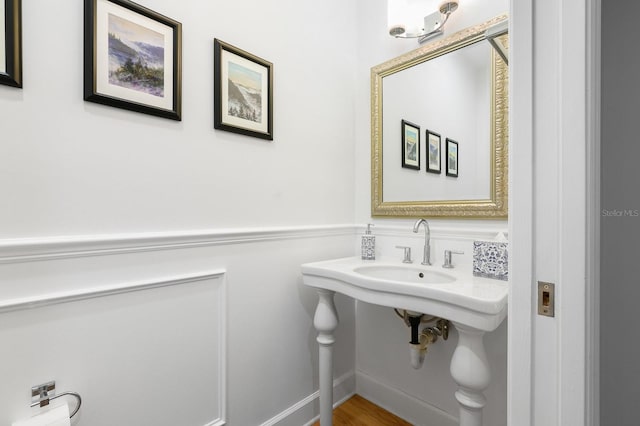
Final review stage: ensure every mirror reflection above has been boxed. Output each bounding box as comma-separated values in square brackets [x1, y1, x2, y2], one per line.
[383, 40, 492, 202]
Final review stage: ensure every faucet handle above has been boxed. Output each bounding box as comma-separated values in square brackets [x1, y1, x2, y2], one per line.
[442, 250, 464, 269]
[396, 246, 413, 263]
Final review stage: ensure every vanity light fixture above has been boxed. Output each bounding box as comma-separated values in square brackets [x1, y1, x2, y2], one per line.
[389, 0, 459, 44]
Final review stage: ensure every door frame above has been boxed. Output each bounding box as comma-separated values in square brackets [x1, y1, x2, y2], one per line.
[508, 0, 600, 424]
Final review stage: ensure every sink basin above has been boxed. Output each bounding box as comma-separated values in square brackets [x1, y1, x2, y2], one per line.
[353, 264, 456, 284]
[301, 256, 508, 331]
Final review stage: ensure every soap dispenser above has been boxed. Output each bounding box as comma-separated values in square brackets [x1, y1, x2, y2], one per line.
[361, 224, 376, 260]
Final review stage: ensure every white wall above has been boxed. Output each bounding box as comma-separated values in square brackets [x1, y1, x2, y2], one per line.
[354, 0, 509, 424]
[0, 0, 358, 424]
[0, 0, 357, 237]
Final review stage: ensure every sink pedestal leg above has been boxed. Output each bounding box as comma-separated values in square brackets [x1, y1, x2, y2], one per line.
[313, 289, 338, 426]
[450, 323, 490, 426]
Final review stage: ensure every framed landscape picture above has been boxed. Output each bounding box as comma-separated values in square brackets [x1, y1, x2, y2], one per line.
[214, 39, 273, 140]
[426, 130, 441, 174]
[84, 0, 182, 120]
[0, 0, 22, 88]
[401, 119, 420, 170]
[446, 138, 459, 177]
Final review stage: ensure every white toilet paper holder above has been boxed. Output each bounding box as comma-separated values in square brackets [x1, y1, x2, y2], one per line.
[30, 381, 81, 418]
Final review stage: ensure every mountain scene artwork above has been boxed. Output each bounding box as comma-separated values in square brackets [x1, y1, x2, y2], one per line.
[429, 143, 438, 166]
[108, 13, 165, 97]
[227, 61, 262, 124]
[406, 128, 417, 161]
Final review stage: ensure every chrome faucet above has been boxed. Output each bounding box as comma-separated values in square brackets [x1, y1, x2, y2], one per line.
[412, 218, 432, 265]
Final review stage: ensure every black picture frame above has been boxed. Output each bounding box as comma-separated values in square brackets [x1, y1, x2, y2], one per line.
[426, 130, 441, 174]
[214, 39, 274, 141]
[84, 0, 182, 120]
[446, 138, 459, 177]
[401, 119, 420, 170]
[0, 0, 22, 88]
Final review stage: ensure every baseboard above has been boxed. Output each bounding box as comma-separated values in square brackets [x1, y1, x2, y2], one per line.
[355, 370, 457, 426]
[258, 370, 355, 426]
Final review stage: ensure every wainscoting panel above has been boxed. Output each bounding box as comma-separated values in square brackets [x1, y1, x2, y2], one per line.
[0, 225, 357, 425]
[0, 272, 226, 426]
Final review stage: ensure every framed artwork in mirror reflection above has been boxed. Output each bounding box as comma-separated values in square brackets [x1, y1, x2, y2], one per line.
[426, 130, 441, 174]
[401, 119, 420, 170]
[446, 138, 459, 177]
[214, 39, 273, 140]
[0, 0, 22, 88]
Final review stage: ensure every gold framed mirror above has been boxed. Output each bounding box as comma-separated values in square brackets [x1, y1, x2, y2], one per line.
[371, 15, 508, 218]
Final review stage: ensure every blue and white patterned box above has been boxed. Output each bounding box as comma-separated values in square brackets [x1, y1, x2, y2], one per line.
[473, 241, 508, 281]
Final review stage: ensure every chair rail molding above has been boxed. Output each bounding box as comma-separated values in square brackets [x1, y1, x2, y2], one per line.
[0, 224, 356, 264]
[0, 224, 507, 265]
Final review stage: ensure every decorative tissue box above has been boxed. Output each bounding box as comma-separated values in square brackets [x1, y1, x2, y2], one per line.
[473, 241, 508, 281]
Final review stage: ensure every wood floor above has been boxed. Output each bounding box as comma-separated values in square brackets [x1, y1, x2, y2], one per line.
[311, 394, 412, 426]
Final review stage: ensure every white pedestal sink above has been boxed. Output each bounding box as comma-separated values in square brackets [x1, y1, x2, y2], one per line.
[301, 256, 508, 426]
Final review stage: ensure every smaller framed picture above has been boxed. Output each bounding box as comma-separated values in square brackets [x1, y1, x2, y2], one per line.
[214, 39, 273, 141]
[84, 0, 183, 120]
[0, 0, 22, 88]
[446, 138, 459, 177]
[426, 130, 441, 174]
[401, 119, 420, 170]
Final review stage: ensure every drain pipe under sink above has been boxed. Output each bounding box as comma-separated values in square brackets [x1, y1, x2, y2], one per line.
[395, 309, 450, 369]
[408, 314, 425, 369]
